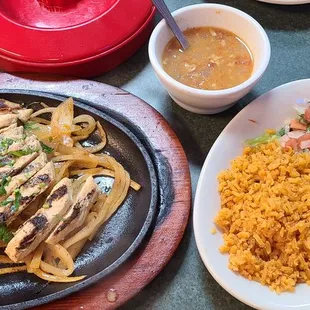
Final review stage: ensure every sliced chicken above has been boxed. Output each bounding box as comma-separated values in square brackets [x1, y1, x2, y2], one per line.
[4, 140, 25, 155]
[0, 99, 20, 110]
[10, 197, 43, 231]
[0, 124, 18, 135]
[6, 135, 41, 155]
[0, 154, 15, 168]
[0, 107, 32, 122]
[46, 176, 99, 244]
[0, 152, 39, 180]
[0, 99, 21, 114]
[1, 125, 25, 140]
[0, 162, 55, 224]
[15, 109, 33, 123]
[0, 153, 48, 202]
[0, 135, 42, 177]
[5, 178, 73, 262]
[0, 129, 25, 156]
[0, 114, 18, 129]
[0, 126, 23, 139]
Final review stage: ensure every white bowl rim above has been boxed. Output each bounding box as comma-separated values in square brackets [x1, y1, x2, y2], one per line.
[148, 3, 271, 97]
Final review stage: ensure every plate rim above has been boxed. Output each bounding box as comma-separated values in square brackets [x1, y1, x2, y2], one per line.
[257, 0, 310, 5]
[193, 79, 310, 310]
[0, 89, 158, 310]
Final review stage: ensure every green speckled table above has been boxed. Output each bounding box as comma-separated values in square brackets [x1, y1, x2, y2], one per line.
[96, 1, 310, 309]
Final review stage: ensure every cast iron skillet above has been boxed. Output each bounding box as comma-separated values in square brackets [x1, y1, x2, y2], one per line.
[0, 91, 158, 309]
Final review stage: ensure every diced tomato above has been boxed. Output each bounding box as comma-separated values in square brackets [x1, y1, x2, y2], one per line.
[305, 107, 310, 122]
[290, 119, 307, 131]
[298, 133, 310, 149]
[298, 133, 310, 142]
[285, 138, 298, 151]
[300, 140, 310, 149]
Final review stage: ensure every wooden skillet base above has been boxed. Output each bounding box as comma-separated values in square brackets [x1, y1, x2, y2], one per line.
[0, 73, 191, 310]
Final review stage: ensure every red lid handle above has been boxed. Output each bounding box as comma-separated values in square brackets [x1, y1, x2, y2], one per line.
[37, 0, 79, 9]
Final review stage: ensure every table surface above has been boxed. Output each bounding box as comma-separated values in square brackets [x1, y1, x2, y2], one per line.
[94, 1, 310, 309]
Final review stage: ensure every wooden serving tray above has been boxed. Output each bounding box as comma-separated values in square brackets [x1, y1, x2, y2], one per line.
[0, 73, 191, 310]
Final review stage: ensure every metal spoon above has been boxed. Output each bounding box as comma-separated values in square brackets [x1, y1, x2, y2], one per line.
[152, 0, 189, 50]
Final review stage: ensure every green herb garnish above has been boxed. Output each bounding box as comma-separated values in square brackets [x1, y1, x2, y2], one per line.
[1, 197, 13, 206]
[40, 142, 54, 154]
[23, 121, 39, 131]
[0, 176, 11, 196]
[8, 148, 36, 157]
[0, 224, 13, 243]
[277, 127, 286, 137]
[12, 189, 21, 212]
[0, 138, 14, 153]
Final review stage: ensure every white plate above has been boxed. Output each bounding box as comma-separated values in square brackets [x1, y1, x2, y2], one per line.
[257, 0, 310, 4]
[194, 79, 310, 310]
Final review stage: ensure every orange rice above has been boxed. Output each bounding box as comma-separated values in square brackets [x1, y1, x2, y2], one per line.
[215, 141, 310, 293]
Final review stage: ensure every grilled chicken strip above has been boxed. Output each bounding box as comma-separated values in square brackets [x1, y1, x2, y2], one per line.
[0, 98, 32, 122]
[0, 153, 48, 203]
[46, 176, 99, 245]
[0, 124, 18, 135]
[0, 114, 18, 129]
[0, 126, 23, 139]
[0, 135, 42, 179]
[0, 152, 39, 181]
[0, 99, 20, 111]
[5, 178, 73, 262]
[15, 109, 33, 123]
[5, 135, 41, 155]
[0, 162, 55, 224]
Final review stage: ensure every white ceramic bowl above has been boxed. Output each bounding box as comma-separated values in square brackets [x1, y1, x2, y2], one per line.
[148, 4, 271, 114]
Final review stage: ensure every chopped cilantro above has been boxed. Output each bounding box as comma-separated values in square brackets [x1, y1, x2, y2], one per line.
[23, 122, 39, 131]
[0, 176, 11, 196]
[1, 197, 13, 206]
[8, 148, 36, 157]
[12, 189, 21, 212]
[0, 138, 14, 153]
[277, 127, 286, 137]
[40, 142, 54, 154]
[0, 224, 13, 243]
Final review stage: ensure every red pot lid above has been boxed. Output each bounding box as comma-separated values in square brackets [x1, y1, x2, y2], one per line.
[0, 0, 153, 63]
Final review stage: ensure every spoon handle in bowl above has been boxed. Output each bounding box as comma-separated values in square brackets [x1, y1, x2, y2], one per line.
[152, 0, 189, 50]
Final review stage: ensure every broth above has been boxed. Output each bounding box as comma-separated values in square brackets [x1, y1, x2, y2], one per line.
[162, 27, 253, 90]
